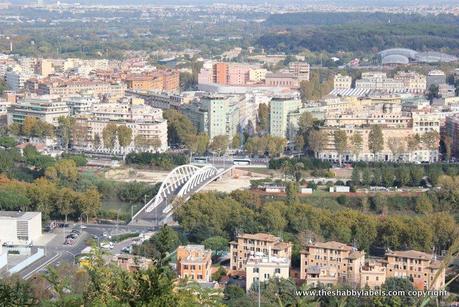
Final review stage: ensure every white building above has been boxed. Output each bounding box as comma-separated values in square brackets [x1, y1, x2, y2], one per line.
[7, 96, 70, 126]
[66, 94, 99, 115]
[0, 211, 42, 244]
[334, 74, 352, 90]
[245, 252, 290, 292]
[74, 97, 168, 153]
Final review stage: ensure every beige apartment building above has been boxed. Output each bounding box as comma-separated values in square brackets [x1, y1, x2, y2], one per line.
[393, 71, 427, 94]
[288, 62, 310, 82]
[300, 241, 365, 287]
[26, 78, 126, 98]
[317, 126, 439, 163]
[230, 233, 292, 271]
[73, 98, 168, 153]
[300, 241, 445, 290]
[385, 250, 445, 290]
[333, 74, 352, 90]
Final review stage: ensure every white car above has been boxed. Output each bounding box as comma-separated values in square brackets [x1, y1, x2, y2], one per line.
[79, 225, 87, 229]
[100, 242, 114, 249]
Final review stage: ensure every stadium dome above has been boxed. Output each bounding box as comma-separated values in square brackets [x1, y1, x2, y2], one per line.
[381, 54, 410, 65]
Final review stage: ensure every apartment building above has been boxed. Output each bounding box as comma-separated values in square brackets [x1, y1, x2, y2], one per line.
[229, 233, 292, 271]
[124, 70, 180, 92]
[248, 68, 268, 82]
[73, 98, 168, 153]
[355, 72, 405, 93]
[334, 74, 352, 90]
[300, 241, 365, 287]
[288, 62, 310, 82]
[7, 96, 69, 126]
[393, 71, 426, 94]
[385, 250, 444, 290]
[300, 241, 445, 290]
[176, 245, 212, 282]
[66, 94, 99, 115]
[181, 94, 240, 141]
[246, 252, 290, 292]
[317, 126, 439, 163]
[270, 95, 303, 139]
[26, 78, 126, 98]
[214, 63, 229, 85]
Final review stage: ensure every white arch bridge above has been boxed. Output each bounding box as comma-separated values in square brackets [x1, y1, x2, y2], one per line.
[130, 164, 233, 226]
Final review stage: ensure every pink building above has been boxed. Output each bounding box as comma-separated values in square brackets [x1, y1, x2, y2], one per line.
[228, 64, 251, 85]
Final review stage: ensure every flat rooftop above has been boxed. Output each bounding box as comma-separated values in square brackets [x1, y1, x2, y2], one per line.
[0, 211, 41, 220]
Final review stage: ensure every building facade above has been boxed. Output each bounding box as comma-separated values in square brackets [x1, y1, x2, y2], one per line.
[0, 211, 42, 244]
[7, 97, 70, 126]
[176, 245, 212, 282]
[229, 233, 292, 271]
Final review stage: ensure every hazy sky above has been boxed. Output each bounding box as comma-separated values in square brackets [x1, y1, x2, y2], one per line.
[5, 0, 459, 6]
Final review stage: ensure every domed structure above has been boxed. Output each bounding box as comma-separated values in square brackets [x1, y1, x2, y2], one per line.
[381, 54, 410, 65]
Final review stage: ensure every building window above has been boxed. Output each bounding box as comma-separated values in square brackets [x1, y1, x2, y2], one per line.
[253, 268, 259, 273]
[275, 268, 281, 274]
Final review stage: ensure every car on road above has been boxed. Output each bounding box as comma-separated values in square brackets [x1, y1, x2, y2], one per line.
[100, 242, 114, 249]
[79, 225, 87, 229]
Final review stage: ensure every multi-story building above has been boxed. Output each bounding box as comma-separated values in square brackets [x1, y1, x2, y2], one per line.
[124, 70, 180, 92]
[317, 126, 439, 163]
[229, 233, 292, 271]
[248, 68, 268, 83]
[270, 94, 303, 138]
[127, 90, 184, 109]
[181, 102, 209, 134]
[214, 63, 229, 85]
[5, 69, 33, 91]
[36, 59, 54, 77]
[265, 72, 300, 89]
[26, 78, 126, 98]
[245, 252, 290, 292]
[0, 211, 42, 244]
[427, 70, 446, 88]
[7, 96, 69, 126]
[182, 95, 240, 141]
[66, 94, 99, 115]
[73, 98, 168, 153]
[355, 72, 405, 93]
[444, 115, 459, 158]
[385, 250, 444, 290]
[300, 241, 365, 287]
[334, 74, 352, 90]
[393, 71, 426, 94]
[176, 245, 212, 282]
[288, 62, 310, 82]
[300, 241, 445, 290]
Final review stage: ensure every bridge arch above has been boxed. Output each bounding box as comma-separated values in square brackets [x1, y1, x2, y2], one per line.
[145, 164, 200, 213]
[177, 165, 218, 198]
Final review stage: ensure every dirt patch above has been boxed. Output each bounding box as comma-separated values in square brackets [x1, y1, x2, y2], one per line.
[104, 168, 169, 183]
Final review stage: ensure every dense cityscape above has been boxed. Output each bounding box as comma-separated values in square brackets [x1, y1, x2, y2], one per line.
[1, 0, 459, 306]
